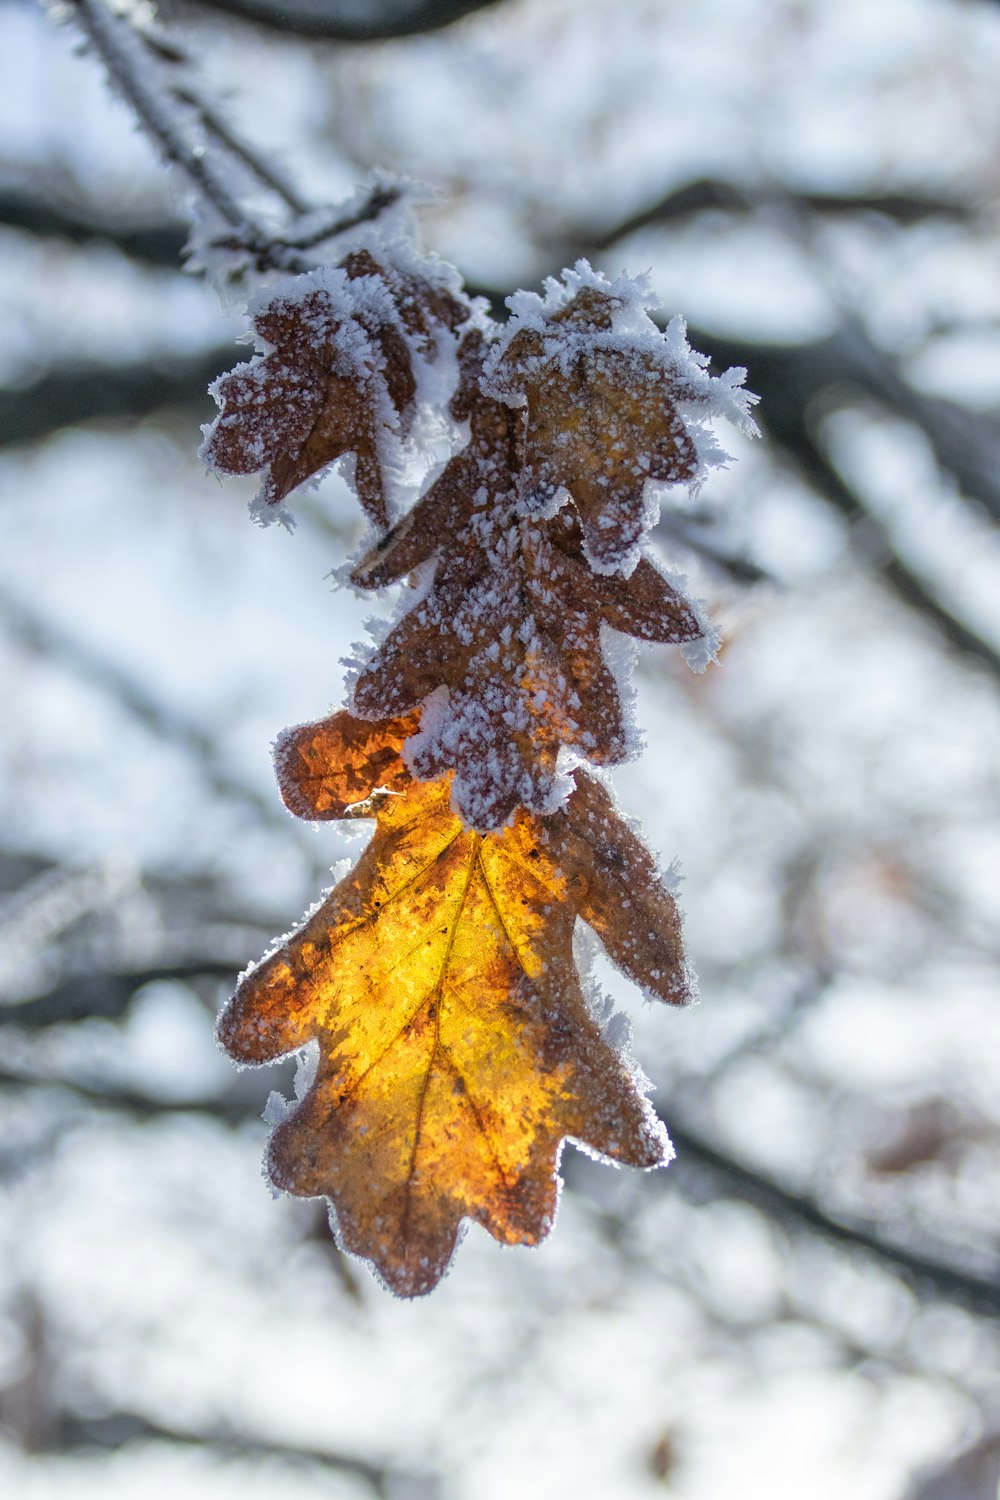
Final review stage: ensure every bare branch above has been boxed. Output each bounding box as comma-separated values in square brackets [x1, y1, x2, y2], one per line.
[0, 348, 225, 447]
[687, 331, 1000, 681]
[667, 1115, 1000, 1321]
[699, 321, 1000, 528]
[3, 176, 967, 274]
[0, 587, 285, 827]
[7, 1053, 1000, 1323]
[182, 0, 503, 42]
[68, 0, 261, 236]
[779, 415, 1000, 680]
[570, 177, 972, 251]
[656, 514, 772, 585]
[12, 1403, 434, 1497]
[0, 185, 186, 264]
[0, 962, 239, 1029]
[137, 26, 311, 215]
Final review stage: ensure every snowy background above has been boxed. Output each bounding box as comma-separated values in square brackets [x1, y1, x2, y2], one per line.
[2, 0, 1000, 1495]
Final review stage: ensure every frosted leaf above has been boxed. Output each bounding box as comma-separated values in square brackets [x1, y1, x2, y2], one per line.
[201, 234, 472, 527]
[352, 497, 704, 830]
[486, 261, 759, 572]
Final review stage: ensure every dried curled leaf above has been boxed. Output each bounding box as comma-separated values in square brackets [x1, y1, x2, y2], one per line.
[202, 252, 468, 526]
[219, 712, 692, 1297]
[351, 332, 703, 830]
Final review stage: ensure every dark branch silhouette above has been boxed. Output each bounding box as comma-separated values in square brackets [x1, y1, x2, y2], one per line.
[5, 328, 996, 682]
[183, 0, 503, 42]
[5, 1049, 1000, 1322]
[667, 1116, 1000, 1321]
[1, 176, 971, 274]
[570, 178, 973, 248]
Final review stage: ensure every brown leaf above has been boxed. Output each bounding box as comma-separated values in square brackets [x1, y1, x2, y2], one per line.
[218, 712, 691, 1297]
[352, 329, 513, 586]
[202, 257, 468, 527]
[488, 283, 704, 572]
[350, 333, 702, 829]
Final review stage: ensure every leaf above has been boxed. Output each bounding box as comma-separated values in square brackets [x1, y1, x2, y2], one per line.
[350, 329, 511, 584]
[486, 285, 698, 572]
[219, 712, 692, 1297]
[350, 332, 703, 830]
[201, 253, 468, 527]
[487, 270, 757, 574]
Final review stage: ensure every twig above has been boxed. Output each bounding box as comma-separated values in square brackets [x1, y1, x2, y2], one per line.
[64, 0, 394, 276]
[739, 381, 1000, 681]
[69, 0, 258, 237]
[0, 961, 241, 1028]
[184, 0, 502, 43]
[667, 1115, 1000, 1321]
[0, 185, 187, 264]
[31, 1405, 434, 1498]
[0, 586, 285, 828]
[568, 177, 972, 252]
[136, 24, 312, 215]
[276, 183, 404, 249]
[656, 513, 772, 585]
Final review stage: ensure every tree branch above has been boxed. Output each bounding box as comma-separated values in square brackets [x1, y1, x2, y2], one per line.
[137, 26, 311, 215]
[62, 0, 397, 276]
[0, 185, 187, 265]
[6, 1054, 1000, 1323]
[667, 1115, 1000, 1321]
[183, 0, 503, 42]
[0, 587, 286, 827]
[25, 1405, 434, 1497]
[0, 349, 223, 447]
[69, 0, 263, 236]
[571, 178, 971, 249]
[0, 962, 239, 1029]
[1, 176, 969, 275]
[718, 365, 1000, 678]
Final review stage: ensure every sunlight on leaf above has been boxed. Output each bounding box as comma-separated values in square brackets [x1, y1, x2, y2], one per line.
[218, 713, 692, 1296]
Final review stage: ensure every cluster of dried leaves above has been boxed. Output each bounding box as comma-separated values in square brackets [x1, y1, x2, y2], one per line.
[205, 235, 754, 1294]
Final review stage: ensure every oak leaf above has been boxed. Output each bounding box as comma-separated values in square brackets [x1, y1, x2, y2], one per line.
[487, 269, 757, 574]
[218, 712, 692, 1297]
[202, 253, 468, 527]
[350, 332, 704, 830]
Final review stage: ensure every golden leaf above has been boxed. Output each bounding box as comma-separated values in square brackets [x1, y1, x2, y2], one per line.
[219, 712, 692, 1297]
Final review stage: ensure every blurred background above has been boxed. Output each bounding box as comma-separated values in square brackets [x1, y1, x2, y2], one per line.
[2, 0, 1000, 1495]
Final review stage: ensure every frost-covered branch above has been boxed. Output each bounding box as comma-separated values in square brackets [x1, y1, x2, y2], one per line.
[69, 0, 262, 237]
[62, 0, 397, 277]
[134, 23, 311, 214]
